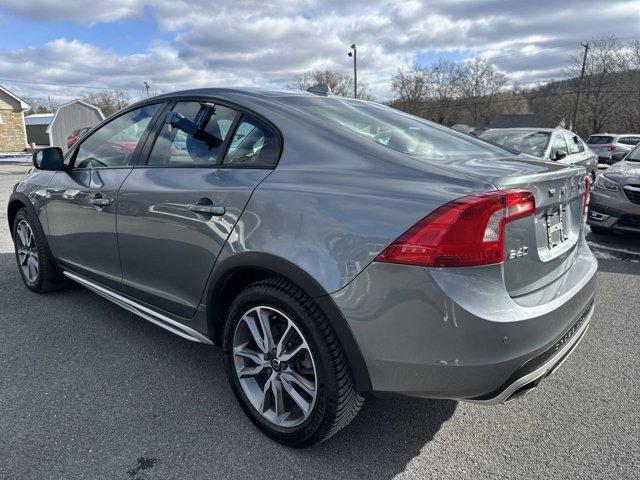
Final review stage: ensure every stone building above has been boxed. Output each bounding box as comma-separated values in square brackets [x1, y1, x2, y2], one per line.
[0, 85, 30, 152]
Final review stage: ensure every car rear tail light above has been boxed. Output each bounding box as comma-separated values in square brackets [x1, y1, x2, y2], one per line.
[375, 189, 535, 267]
[582, 175, 591, 216]
[607, 146, 616, 151]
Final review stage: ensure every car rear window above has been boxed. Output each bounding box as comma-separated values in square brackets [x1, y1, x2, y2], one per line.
[619, 136, 640, 146]
[278, 96, 511, 160]
[587, 136, 613, 144]
[479, 130, 550, 157]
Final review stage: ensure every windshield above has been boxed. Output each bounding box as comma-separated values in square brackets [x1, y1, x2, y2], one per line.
[627, 145, 640, 162]
[279, 96, 511, 160]
[479, 129, 550, 157]
[587, 135, 613, 144]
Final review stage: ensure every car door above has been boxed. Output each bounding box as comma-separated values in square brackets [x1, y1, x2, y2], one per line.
[116, 99, 280, 317]
[45, 103, 164, 288]
[563, 132, 596, 176]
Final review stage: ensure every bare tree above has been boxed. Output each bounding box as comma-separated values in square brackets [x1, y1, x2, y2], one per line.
[427, 59, 464, 124]
[457, 57, 508, 125]
[81, 90, 130, 117]
[566, 35, 627, 134]
[23, 97, 53, 115]
[390, 65, 430, 116]
[288, 69, 373, 100]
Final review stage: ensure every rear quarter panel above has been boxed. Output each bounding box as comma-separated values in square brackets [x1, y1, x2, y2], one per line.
[217, 101, 496, 294]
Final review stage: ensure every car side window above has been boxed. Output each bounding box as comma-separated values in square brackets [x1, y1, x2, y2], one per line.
[223, 115, 280, 167]
[549, 134, 568, 159]
[147, 101, 237, 166]
[72, 104, 160, 169]
[565, 133, 585, 154]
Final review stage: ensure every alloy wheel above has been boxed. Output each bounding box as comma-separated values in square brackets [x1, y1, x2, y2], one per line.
[232, 306, 318, 428]
[16, 220, 39, 284]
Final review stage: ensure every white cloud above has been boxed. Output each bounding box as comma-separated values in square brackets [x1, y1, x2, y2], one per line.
[1, 0, 639, 102]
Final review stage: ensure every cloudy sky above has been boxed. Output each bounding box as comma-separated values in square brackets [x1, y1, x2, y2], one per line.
[0, 0, 639, 103]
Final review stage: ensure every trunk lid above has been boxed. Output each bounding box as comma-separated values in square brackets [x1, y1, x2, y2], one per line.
[436, 155, 587, 297]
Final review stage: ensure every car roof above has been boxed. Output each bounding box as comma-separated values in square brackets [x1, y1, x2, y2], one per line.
[482, 127, 564, 133]
[153, 87, 319, 101]
[587, 133, 639, 137]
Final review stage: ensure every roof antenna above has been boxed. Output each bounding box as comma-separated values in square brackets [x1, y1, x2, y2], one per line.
[306, 84, 332, 96]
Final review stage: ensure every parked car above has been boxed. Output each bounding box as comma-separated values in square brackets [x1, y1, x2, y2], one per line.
[8, 89, 596, 447]
[588, 144, 640, 234]
[66, 127, 92, 148]
[479, 127, 598, 181]
[586, 133, 640, 164]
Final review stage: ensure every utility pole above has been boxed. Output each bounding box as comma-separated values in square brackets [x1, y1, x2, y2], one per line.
[348, 44, 357, 98]
[144, 81, 150, 98]
[571, 42, 589, 130]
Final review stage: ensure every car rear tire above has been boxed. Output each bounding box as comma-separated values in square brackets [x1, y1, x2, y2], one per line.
[223, 277, 364, 447]
[13, 208, 66, 293]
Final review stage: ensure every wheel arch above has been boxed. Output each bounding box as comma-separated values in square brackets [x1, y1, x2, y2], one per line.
[205, 251, 372, 393]
[7, 193, 41, 240]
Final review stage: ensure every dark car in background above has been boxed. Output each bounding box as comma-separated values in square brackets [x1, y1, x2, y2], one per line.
[8, 89, 596, 447]
[586, 133, 640, 165]
[479, 127, 598, 181]
[588, 144, 640, 234]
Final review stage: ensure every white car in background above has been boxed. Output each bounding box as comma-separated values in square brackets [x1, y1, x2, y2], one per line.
[586, 133, 640, 164]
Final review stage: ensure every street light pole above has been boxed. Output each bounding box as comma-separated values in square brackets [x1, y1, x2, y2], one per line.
[144, 81, 151, 99]
[571, 42, 589, 130]
[348, 44, 357, 98]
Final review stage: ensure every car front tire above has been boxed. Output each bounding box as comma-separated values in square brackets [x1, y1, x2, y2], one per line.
[223, 277, 364, 447]
[13, 208, 66, 293]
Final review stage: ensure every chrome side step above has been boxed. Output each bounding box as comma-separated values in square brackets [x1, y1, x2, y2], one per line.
[62, 270, 214, 345]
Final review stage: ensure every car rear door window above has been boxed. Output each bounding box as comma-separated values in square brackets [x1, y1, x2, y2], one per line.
[72, 104, 160, 169]
[565, 133, 585, 154]
[223, 115, 280, 167]
[147, 101, 238, 166]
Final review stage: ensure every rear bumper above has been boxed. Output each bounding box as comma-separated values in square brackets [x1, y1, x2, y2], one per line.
[331, 237, 597, 400]
[468, 300, 593, 404]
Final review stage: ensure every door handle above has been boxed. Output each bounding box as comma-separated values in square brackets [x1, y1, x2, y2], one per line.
[188, 203, 225, 216]
[89, 197, 111, 206]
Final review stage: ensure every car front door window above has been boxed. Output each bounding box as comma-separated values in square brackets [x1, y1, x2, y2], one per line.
[73, 104, 160, 169]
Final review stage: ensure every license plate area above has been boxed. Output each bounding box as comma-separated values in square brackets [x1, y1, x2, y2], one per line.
[545, 205, 568, 249]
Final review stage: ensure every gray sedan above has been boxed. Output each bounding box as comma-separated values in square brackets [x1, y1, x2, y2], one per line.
[588, 144, 640, 234]
[8, 89, 596, 447]
[480, 127, 598, 181]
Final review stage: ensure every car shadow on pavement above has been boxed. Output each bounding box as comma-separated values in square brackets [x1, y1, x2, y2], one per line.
[0, 253, 456, 479]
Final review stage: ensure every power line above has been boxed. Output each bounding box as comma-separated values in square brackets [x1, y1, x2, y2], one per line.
[0, 76, 142, 92]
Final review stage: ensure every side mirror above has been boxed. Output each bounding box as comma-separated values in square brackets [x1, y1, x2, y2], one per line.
[554, 149, 567, 160]
[610, 151, 626, 163]
[33, 147, 64, 171]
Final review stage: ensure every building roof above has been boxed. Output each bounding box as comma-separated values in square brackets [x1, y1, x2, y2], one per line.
[0, 85, 30, 111]
[25, 113, 54, 125]
[46, 100, 105, 133]
[488, 114, 563, 129]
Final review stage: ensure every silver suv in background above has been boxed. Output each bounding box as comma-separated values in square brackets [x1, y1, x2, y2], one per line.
[479, 128, 598, 181]
[586, 133, 640, 164]
[8, 89, 597, 447]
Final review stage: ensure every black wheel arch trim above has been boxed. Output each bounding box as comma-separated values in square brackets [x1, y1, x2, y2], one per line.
[205, 251, 373, 393]
[7, 192, 44, 240]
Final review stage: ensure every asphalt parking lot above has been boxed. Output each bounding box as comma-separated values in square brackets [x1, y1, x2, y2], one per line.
[0, 164, 638, 479]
